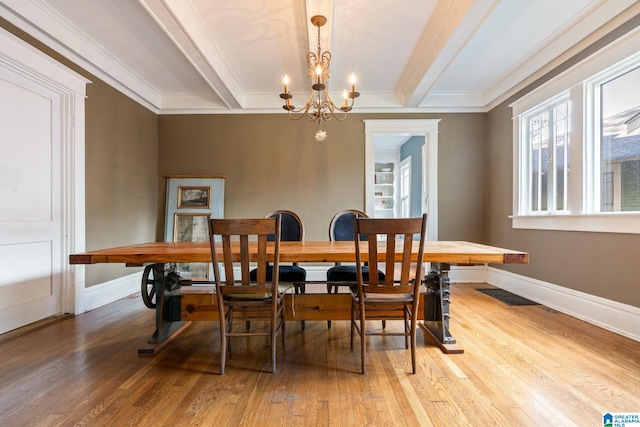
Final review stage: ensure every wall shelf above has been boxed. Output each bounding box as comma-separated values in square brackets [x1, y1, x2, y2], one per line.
[374, 163, 395, 217]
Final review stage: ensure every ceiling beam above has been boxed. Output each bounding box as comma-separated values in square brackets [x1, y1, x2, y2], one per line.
[138, 0, 243, 109]
[397, 0, 497, 108]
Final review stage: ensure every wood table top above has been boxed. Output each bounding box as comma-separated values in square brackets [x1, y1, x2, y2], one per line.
[69, 241, 528, 266]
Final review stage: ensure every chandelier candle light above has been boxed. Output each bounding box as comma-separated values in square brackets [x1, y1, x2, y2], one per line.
[279, 15, 359, 141]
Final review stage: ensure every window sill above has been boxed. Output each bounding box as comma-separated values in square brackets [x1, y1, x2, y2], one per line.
[511, 213, 640, 234]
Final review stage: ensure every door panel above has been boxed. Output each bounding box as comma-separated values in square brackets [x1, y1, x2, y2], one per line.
[0, 242, 54, 310]
[0, 65, 62, 334]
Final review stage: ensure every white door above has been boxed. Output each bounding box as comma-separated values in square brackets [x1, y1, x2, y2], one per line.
[399, 158, 411, 218]
[0, 57, 63, 334]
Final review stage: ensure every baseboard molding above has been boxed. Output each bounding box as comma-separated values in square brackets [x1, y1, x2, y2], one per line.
[446, 265, 488, 283]
[487, 267, 640, 342]
[83, 272, 142, 311]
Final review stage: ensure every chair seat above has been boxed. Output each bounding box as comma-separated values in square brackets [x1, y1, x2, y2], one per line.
[225, 282, 293, 300]
[327, 265, 385, 282]
[356, 293, 414, 303]
[250, 265, 306, 283]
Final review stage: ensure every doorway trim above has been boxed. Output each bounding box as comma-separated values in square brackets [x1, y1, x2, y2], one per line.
[364, 119, 439, 241]
[0, 28, 88, 319]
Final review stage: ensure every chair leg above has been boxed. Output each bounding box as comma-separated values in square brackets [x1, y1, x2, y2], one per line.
[227, 308, 233, 353]
[296, 284, 305, 330]
[327, 283, 334, 329]
[271, 316, 277, 373]
[219, 317, 227, 375]
[359, 306, 366, 374]
[350, 299, 355, 350]
[410, 317, 417, 374]
[281, 311, 286, 350]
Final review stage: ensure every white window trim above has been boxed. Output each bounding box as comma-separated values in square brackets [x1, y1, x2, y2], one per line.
[511, 25, 640, 234]
[517, 92, 571, 216]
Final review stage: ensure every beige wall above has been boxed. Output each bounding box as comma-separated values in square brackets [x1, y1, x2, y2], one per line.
[157, 113, 486, 242]
[84, 80, 158, 286]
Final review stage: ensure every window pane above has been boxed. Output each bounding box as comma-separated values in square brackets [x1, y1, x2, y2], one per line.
[600, 66, 640, 212]
[621, 160, 640, 211]
[529, 111, 549, 212]
[554, 102, 570, 211]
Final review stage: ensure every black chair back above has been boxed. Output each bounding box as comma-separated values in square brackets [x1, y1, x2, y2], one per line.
[329, 209, 368, 242]
[266, 210, 303, 242]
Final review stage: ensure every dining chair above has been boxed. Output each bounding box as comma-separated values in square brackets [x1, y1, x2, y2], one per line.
[209, 216, 292, 374]
[326, 209, 385, 329]
[350, 213, 427, 374]
[250, 210, 307, 329]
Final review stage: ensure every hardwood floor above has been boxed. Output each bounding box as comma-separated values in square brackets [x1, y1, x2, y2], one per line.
[1, 283, 638, 426]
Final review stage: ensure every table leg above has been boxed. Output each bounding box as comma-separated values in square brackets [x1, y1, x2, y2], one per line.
[138, 263, 190, 355]
[420, 263, 464, 354]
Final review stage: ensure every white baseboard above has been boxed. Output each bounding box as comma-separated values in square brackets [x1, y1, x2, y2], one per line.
[446, 265, 488, 283]
[83, 272, 142, 311]
[487, 266, 640, 342]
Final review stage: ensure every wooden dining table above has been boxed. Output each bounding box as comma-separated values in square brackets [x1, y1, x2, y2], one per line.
[70, 240, 528, 355]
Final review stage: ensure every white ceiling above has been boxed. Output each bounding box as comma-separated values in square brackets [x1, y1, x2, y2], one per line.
[1, 0, 638, 114]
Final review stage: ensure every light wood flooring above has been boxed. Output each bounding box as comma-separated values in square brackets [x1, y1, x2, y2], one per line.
[1, 283, 638, 426]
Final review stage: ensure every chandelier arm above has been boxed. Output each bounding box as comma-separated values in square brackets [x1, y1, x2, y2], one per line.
[307, 52, 317, 80]
[321, 51, 331, 82]
[286, 97, 320, 120]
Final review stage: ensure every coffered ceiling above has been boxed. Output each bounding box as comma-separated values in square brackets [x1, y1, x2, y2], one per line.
[1, 0, 638, 114]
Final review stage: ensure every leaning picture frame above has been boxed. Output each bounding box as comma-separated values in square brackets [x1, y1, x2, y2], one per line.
[173, 213, 210, 279]
[165, 176, 225, 282]
[177, 186, 210, 209]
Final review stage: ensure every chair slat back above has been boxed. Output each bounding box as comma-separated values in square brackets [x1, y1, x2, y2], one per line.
[209, 217, 281, 298]
[355, 214, 427, 293]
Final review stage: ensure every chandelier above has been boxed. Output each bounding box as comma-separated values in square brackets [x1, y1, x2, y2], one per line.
[279, 15, 359, 141]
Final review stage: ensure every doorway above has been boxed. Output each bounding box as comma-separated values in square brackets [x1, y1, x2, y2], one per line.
[364, 119, 439, 241]
[0, 28, 87, 334]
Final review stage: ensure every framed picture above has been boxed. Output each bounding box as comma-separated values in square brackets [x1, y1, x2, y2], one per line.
[174, 213, 209, 243]
[174, 213, 209, 279]
[175, 261, 209, 280]
[177, 186, 210, 209]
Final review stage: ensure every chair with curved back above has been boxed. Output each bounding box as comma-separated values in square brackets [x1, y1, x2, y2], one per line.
[351, 214, 427, 374]
[326, 209, 385, 329]
[250, 210, 307, 328]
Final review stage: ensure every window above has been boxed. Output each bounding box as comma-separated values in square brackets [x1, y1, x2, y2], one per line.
[511, 27, 640, 234]
[593, 65, 640, 213]
[520, 95, 570, 215]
